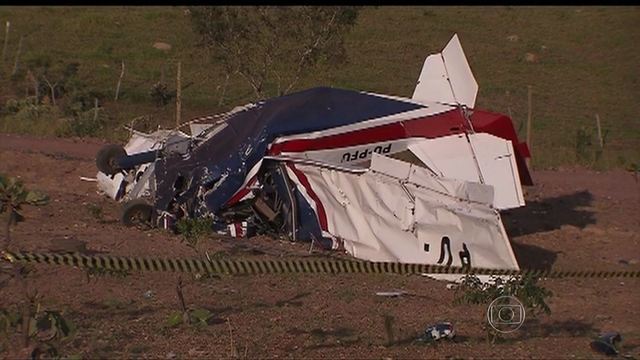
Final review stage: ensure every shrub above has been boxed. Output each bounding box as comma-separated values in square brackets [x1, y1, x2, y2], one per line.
[55, 107, 107, 138]
[175, 217, 214, 248]
[454, 274, 552, 316]
[149, 82, 176, 107]
[0, 174, 49, 246]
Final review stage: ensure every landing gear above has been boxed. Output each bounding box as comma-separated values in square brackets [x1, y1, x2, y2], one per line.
[96, 144, 127, 175]
[121, 199, 154, 227]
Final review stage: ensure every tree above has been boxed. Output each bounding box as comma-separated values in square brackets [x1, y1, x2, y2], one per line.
[189, 6, 360, 101]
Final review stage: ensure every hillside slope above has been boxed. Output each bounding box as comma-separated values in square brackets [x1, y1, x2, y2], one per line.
[0, 6, 638, 169]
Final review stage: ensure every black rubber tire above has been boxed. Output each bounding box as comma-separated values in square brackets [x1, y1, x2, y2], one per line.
[121, 199, 154, 227]
[96, 144, 127, 175]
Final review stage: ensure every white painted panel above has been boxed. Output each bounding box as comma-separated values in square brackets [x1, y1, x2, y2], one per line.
[408, 133, 478, 180]
[408, 133, 524, 209]
[189, 123, 214, 137]
[412, 54, 455, 105]
[468, 133, 524, 209]
[412, 34, 478, 108]
[440, 34, 478, 108]
[96, 172, 124, 200]
[280, 138, 420, 167]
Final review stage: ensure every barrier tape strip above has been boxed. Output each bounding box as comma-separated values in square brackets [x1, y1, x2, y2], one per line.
[2, 251, 639, 279]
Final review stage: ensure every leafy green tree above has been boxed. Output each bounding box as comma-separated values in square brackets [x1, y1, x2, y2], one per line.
[189, 6, 360, 102]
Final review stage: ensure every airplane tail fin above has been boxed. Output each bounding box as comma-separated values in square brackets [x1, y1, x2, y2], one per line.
[412, 34, 478, 109]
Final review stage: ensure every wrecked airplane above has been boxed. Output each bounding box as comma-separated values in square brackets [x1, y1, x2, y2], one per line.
[95, 34, 531, 272]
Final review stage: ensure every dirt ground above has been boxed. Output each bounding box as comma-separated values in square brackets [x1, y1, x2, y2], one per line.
[1, 132, 639, 359]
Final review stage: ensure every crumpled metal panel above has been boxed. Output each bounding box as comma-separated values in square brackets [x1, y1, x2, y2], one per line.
[291, 154, 519, 271]
[96, 130, 189, 201]
[154, 87, 424, 218]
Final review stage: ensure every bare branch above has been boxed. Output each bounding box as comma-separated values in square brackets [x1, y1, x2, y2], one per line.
[237, 69, 263, 99]
[190, 6, 359, 99]
[41, 75, 58, 106]
[284, 10, 338, 94]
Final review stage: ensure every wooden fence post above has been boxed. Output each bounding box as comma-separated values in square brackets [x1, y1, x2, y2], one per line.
[176, 60, 182, 127]
[115, 60, 125, 101]
[506, 90, 513, 120]
[11, 35, 23, 77]
[94, 98, 99, 122]
[1, 21, 9, 64]
[526, 85, 532, 169]
[595, 113, 603, 148]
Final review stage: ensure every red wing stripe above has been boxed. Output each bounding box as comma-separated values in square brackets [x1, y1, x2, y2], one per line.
[269, 109, 466, 154]
[286, 163, 328, 231]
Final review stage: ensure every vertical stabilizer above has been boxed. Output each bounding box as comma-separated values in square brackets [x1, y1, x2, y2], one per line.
[412, 34, 478, 108]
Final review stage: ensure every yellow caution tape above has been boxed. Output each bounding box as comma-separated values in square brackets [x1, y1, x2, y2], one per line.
[2, 250, 638, 279]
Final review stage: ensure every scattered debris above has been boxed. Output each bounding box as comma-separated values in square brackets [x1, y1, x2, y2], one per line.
[418, 321, 455, 342]
[188, 348, 206, 356]
[524, 52, 539, 63]
[375, 290, 408, 297]
[507, 34, 519, 42]
[590, 332, 622, 356]
[79, 176, 97, 182]
[143, 290, 154, 299]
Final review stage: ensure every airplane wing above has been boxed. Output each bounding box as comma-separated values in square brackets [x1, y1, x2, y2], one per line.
[283, 154, 520, 273]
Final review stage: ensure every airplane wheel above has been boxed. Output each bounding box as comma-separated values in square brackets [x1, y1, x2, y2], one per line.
[121, 199, 153, 227]
[96, 144, 126, 175]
